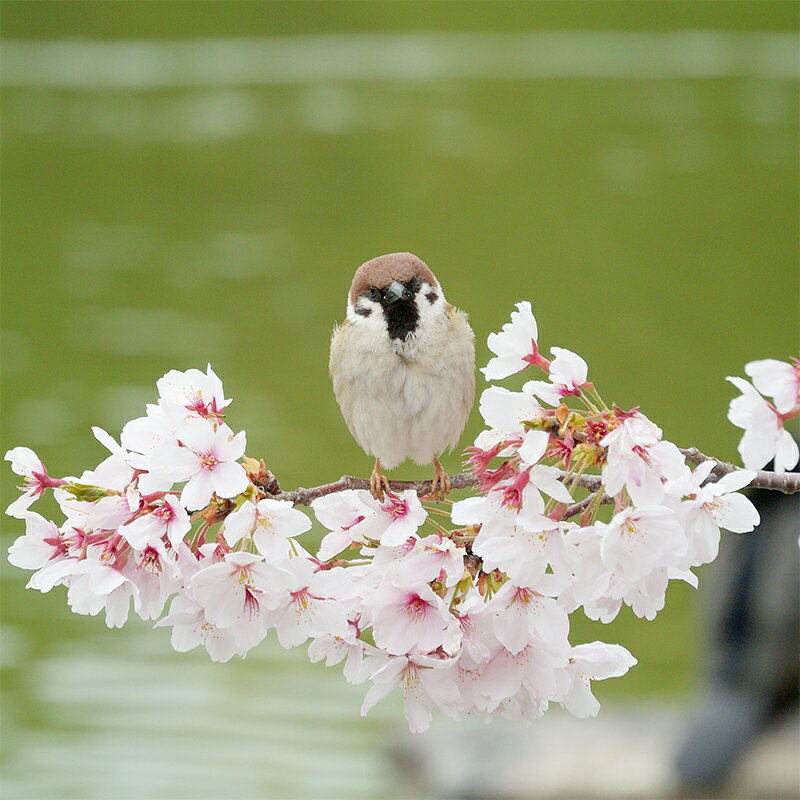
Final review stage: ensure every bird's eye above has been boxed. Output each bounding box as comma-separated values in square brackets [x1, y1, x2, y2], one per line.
[408, 277, 421, 293]
[367, 286, 382, 302]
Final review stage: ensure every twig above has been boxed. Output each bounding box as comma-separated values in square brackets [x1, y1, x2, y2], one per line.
[680, 447, 800, 494]
[562, 490, 613, 520]
[273, 451, 800, 507]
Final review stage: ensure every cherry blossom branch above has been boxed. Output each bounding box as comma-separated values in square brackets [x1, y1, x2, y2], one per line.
[679, 447, 800, 494]
[272, 472, 481, 506]
[273, 454, 799, 510]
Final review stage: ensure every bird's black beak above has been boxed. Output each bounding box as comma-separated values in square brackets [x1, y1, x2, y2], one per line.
[383, 280, 414, 305]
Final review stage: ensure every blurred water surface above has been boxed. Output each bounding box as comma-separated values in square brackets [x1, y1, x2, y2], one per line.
[1, 5, 798, 798]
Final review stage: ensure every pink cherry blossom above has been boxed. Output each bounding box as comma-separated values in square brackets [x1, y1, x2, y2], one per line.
[372, 490, 428, 547]
[5, 447, 65, 518]
[370, 581, 452, 655]
[391, 533, 467, 589]
[191, 551, 276, 637]
[601, 413, 686, 506]
[476, 643, 570, 717]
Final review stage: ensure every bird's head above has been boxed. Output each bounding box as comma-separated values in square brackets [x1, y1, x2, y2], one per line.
[346, 252, 446, 343]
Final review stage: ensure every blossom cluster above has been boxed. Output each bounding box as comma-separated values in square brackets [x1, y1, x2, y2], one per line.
[6, 305, 790, 733]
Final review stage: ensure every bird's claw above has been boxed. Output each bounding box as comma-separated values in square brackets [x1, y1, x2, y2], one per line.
[427, 458, 451, 502]
[370, 460, 392, 501]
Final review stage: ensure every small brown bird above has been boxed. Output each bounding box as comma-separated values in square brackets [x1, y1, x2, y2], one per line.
[329, 252, 475, 501]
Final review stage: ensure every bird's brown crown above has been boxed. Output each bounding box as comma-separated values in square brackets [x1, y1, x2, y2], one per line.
[348, 252, 438, 303]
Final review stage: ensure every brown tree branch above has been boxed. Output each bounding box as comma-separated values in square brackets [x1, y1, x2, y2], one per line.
[679, 447, 800, 494]
[272, 450, 799, 509]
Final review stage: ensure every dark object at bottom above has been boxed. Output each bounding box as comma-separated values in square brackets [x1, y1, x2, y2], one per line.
[675, 474, 800, 795]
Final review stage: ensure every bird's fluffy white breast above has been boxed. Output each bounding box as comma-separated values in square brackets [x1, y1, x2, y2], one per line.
[330, 287, 475, 469]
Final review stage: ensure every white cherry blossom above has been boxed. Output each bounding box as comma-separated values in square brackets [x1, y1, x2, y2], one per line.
[482, 301, 544, 380]
[264, 557, 349, 648]
[310, 490, 386, 560]
[485, 582, 570, 655]
[119, 494, 191, 550]
[361, 653, 462, 733]
[677, 463, 759, 565]
[728, 375, 799, 472]
[157, 364, 230, 423]
[745, 358, 800, 414]
[7, 512, 63, 571]
[223, 497, 311, 558]
[150, 419, 248, 510]
[601, 413, 686, 506]
[563, 642, 637, 718]
[596, 506, 686, 583]
[156, 591, 241, 663]
[524, 347, 589, 405]
[191, 552, 277, 652]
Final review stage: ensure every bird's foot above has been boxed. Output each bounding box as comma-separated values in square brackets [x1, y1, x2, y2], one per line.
[369, 459, 392, 501]
[427, 457, 451, 502]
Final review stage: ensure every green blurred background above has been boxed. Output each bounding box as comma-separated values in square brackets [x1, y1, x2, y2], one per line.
[1, 2, 797, 798]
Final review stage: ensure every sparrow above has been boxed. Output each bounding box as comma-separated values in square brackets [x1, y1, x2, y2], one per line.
[329, 252, 475, 501]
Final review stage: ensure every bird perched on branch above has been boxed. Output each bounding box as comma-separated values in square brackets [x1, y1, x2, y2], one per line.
[330, 252, 475, 501]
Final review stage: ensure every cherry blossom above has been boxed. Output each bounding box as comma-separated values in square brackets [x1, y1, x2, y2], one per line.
[727, 375, 799, 472]
[370, 581, 452, 656]
[371, 490, 428, 547]
[563, 642, 637, 718]
[156, 592, 241, 663]
[601, 412, 686, 506]
[485, 582, 570, 655]
[524, 347, 589, 406]
[4, 447, 64, 518]
[150, 419, 248, 510]
[191, 551, 276, 633]
[745, 358, 800, 414]
[482, 301, 548, 380]
[119, 494, 191, 550]
[361, 653, 462, 733]
[157, 364, 230, 423]
[264, 557, 349, 648]
[223, 497, 311, 558]
[311, 489, 385, 561]
[308, 620, 374, 683]
[674, 462, 759, 565]
[4, 313, 789, 735]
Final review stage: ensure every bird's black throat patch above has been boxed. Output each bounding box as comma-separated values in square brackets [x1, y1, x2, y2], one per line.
[382, 298, 419, 340]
